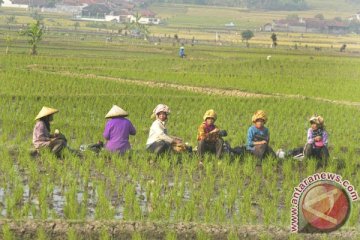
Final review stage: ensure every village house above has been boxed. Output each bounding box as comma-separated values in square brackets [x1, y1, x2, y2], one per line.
[348, 12, 360, 22]
[268, 17, 350, 34]
[262, 23, 273, 32]
[2, 0, 29, 8]
[81, 3, 111, 19]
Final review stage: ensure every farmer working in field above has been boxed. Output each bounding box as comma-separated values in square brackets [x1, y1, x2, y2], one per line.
[246, 110, 276, 164]
[33, 106, 67, 158]
[179, 46, 185, 58]
[146, 104, 182, 156]
[197, 109, 224, 160]
[103, 105, 136, 154]
[303, 115, 329, 165]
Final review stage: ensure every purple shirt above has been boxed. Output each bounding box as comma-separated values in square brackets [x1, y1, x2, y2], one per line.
[307, 128, 328, 147]
[103, 117, 136, 153]
[33, 120, 51, 149]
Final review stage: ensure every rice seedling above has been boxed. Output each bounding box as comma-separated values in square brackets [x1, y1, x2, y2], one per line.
[1, 224, 14, 240]
[36, 227, 48, 240]
[67, 227, 78, 240]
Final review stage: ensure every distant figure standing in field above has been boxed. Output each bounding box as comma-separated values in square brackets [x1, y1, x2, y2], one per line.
[197, 109, 224, 160]
[179, 46, 185, 58]
[246, 110, 276, 164]
[304, 115, 329, 166]
[103, 105, 136, 154]
[33, 106, 67, 157]
[146, 104, 181, 156]
[340, 44, 347, 52]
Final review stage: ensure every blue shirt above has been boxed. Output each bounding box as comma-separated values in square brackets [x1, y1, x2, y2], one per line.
[246, 125, 270, 150]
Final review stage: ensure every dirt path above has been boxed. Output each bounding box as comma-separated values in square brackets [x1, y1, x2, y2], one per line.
[29, 67, 360, 107]
[0, 220, 358, 240]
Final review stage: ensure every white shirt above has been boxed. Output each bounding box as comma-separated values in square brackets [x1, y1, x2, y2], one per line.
[146, 119, 173, 148]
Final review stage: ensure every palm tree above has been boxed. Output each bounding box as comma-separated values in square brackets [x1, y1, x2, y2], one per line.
[125, 12, 149, 40]
[20, 20, 44, 55]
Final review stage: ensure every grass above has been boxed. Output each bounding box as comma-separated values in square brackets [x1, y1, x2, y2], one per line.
[0, 7, 359, 238]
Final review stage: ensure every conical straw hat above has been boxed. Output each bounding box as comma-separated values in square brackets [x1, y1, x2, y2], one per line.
[35, 106, 59, 120]
[105, 105, 128, 118]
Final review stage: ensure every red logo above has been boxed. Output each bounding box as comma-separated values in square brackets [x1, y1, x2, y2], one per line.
[301, 183, 351, 232]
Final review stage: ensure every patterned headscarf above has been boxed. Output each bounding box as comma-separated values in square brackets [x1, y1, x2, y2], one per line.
[151, 104, 170, 119]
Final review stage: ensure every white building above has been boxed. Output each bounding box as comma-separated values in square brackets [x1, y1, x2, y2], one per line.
[105, 15, 120, 22]
[349, 12, 360, 21]
[2, 0, 28, 8]
[128, 15, 160, 25]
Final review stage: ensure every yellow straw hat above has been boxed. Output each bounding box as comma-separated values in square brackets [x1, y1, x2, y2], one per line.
[203, 109, 217, 121]
[35, 106, 58, 120]
[252, 110, 267, 123]
[105, 105, 128, 118]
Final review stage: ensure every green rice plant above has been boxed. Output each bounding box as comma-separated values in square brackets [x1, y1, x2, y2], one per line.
[6, 180, 23, 219]
[123, 183, 143, 221]
[259, 232, 274, 240]
[38, 177, 54, 220]
[239, 188, 252, 224]
[95, 181, 115, 220]
[196, 230, 210, 240]
[99, 227, 111, 240]
[165, 230, 177, 240]
[212, 194, 227, 223]
[67, 227, 78, 240]
[79, 185, 89, 220]
[36, 227, 48, 240]
[347, 202, 359, 227]
[1, 224, 14, 240]
[64, 179, 80, 220]
[131, 232, 143, 240]
[288, 233, 304, 240]
[227, 230, 239, 240]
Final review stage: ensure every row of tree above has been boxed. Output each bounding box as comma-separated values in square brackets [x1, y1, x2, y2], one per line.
[144, 0, 308, 10]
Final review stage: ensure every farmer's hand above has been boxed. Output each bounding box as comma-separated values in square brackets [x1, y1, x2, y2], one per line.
[53, 129, 60, 137]
[254, 140, 266, 145]
[314, 136, 322, 142]
[210, 128, 220, 134]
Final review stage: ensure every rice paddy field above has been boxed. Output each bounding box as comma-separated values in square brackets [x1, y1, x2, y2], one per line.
[0, 6, 360, 239]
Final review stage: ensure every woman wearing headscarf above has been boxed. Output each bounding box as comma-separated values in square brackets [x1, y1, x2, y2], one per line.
[33, 106, 67, 157]
[304, 115, 329, 164]
[246, 110, 276, 163]
[103, 105, 136, 154]
[197, 109, 223, 159]
[146, 104, 180, 155]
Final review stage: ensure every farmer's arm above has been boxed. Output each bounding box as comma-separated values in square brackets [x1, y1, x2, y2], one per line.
[322, 130, 328, 146]
[307, 129, 314, 144]
[197, 124, 208, 141]
[247, 127, 255, 147]
[103, 122, 111, 140]
[129, 121, 136, 136]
